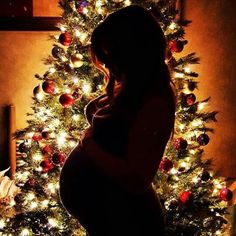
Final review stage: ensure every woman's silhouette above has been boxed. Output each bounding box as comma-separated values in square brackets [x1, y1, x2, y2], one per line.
[59, 5, 175, 236]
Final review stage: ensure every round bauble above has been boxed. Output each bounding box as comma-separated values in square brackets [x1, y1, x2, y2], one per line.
[179, 190, 193, 204]
[159, 157, 173, 173]
[59, 32, 72, 46]
[42, 145, 52, 156]
[169, 40, 187, 53]
[41, 130, 51, 139]
[33, 85, 41, 97]
[219, 188, 233, 201]
[174, 137, 188, 150]
[40, 160, 54, 173]
[71, 54, 84, 68]
[32, 133, 42, 142]
[59, 94, 75, 107]
[51, 46, 65, 59]
[185, 93, 196, 106]
[201, 171, 211, 182]
[197, 134, 210, 146]
[52, 152, 66, 165]
[42, 80, 55, 94]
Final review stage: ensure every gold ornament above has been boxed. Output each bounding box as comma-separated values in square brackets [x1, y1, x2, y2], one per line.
[70, 54, 84, 68]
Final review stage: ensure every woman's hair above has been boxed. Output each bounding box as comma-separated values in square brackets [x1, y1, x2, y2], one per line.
[91, 5, 174, 111]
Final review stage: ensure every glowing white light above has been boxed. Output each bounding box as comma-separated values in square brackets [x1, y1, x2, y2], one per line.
[27, 193, 35, 201]
[57, 131, 67, 147]
[124, 0, 131, 6]
[47, 183, 56, 194]
[0, 219, 6, 229]
[73, 114, 81, 121]
[215, 230, 221, 235]
[65, 88, 71, 93]
[82, 83, 92, 94]
[97, 8, 104, 14]
[69, 140, 77, 148]
[16, 171, 30, 181]
[75, 30, 81, 37]
[30, 201, 38, 209]
[41, 199, 49, 208]
[80, 32, 88, 42]
[191, 119, 203, 127]
[49, 67, 56, 74]
[20, 229, 30, 236]
[198, 103, 206, 111]
[178, 123, 185, 131]
[96, 0, 103, 8]
[169, 22, 177, 30]
[169, 168, 178, 175]
[32, 153, 43, 162]
[73, 77, 79, 83]
[60, 26, 66, 32]
[184, 67, 191, 73]
[48, 218, 58, 227]
[36, 92, 44, 101]
[192, 176, 199, 183]
[174, 72, 184, 78]
[83, 7, 89, 15]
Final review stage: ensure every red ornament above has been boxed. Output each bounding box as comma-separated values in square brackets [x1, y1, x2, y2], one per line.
[59, 94, 75, 107]
[32, 133, 42, 142]
[174, 138, 188, 150]
[169, 40, 187, 53]
[42, 145, 52, 156]
[185, 93, 196, 106]
[52, 152, 66, 165]
[42, 80, 55, 94]
[159, 157, 173, 173]
[179, 190, 193, 204]
[40, 159, 54, 173]
[219, 188, 233, 201]
[59, 32, 72, 46]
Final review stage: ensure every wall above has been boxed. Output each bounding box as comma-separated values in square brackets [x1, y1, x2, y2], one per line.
[184, 0, 236, 179]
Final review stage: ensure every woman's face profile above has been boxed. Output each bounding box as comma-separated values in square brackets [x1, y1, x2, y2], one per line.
[90, 46, 110, 78]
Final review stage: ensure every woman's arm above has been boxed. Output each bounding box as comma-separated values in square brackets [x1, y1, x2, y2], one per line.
[82, 96, 174, 194]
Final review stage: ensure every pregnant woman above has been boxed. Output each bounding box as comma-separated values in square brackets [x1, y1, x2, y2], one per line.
[59, 5, 175, 236]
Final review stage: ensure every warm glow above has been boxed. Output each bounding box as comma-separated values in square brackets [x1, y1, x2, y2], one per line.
[26, 192, 35, 201]
[30, 201, 38, 209]
[124, 0, 132, 6]
[41, 199, 49, 208]
[174, 72, 184, 78]
[20, 229, 31, 236]
[32, 153, 43, 162]
[49, 67, 56, 74]
[48, 218, 59, 227]
[169, 22, 177, 30]
[0, 219, 6, 229]
[82, 83, 92, 94]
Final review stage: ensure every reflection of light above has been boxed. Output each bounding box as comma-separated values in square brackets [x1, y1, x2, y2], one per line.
[0, 219, 6, 229]
[42, 199, 49, 208]
[82, 83, 92, 94]
[169, 22, 177, 30]
[48, 218, 58, 227]
[198, 103, 206, 111]
[30, 201, 38, 209]
[174, 72, 184, 78]
[184, 67, 191, 73]
[20, 229, 31, 236]
[32, 153, 43, 162]
[49, 67, 56, 74]
[124, 0, 131, 6]
[57, 131, 67, 147]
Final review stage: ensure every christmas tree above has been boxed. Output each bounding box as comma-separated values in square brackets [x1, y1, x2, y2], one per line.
[0, 0, 234, 235]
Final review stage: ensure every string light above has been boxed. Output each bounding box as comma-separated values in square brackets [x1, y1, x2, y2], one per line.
[20, 229, 31, 236]
[26, 192, 35, 201]
[174, 72, 184, 78]
[41, 199, 49, 208]
[30, 201, 38, 209]
[124, 0, 132, 6]
[82, 83, 92, 94]
[198, 102, 206, 111]
[0, 219, 6, 229]
[57, 131, 68, 147]
[46, 183, 57, 194]
[184, 67, 191, 73]
[169, 22, 177, 30]
[35, 92, 44, 101]
[49, 67, 56, 74]
[48, 218, 59, 227]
